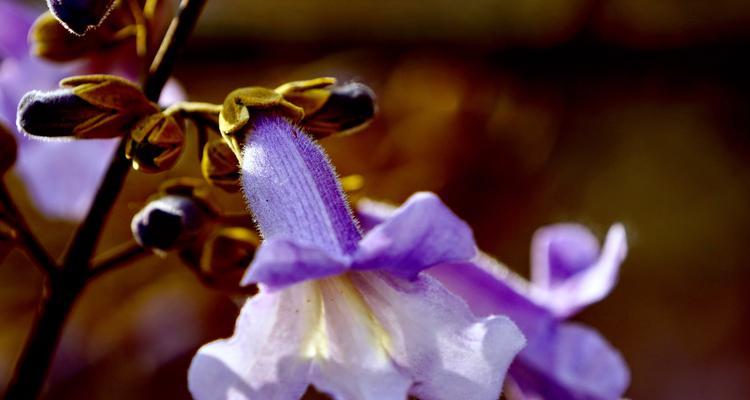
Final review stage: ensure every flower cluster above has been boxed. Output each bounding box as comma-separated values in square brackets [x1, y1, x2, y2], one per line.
[2, 2, 632, 399]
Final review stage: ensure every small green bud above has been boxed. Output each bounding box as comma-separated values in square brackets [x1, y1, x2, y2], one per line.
[201, 138, 241, 192]
[126, 113, 185, 173]
[193, 226, 259, 295]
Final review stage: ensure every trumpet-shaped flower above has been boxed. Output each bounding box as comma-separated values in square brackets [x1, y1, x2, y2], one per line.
[358, 203, 630, 400]
[188, 114, 526, 400]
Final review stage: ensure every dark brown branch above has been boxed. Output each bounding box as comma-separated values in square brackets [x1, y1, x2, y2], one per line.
[0, 182, 58, 277]
[88, 241, 148, 279]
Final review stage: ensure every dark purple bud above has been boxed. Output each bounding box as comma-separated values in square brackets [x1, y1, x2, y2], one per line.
[304, 82, 376, 138]
[131, 195, 209, 251]
[46, 0, 117, 35]
[16, 89, 102, 139]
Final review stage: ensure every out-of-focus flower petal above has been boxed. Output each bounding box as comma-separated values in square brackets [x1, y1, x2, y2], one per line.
[241, 237, 349, 288]
[352, 192, 477, 279]
[429, 257, 554, 341]
[308, 277, 411, 400]
[0, 1, 37, 60]
[189, 284, 317, 400]
[353, 272, 526, 400]
[530, 224, 601, 289]
[510, 323, 629, 400]
[531, 224, 627, 318]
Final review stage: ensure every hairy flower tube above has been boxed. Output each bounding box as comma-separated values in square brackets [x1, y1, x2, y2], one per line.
[358, 202, 630, 400]
[188, 114, 526, 400]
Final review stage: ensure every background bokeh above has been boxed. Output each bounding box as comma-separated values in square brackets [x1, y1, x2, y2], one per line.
[2, 0, 750, 398]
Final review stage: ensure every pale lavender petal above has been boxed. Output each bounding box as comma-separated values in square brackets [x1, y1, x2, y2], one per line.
[429, 255, 554, 342]
[188, 284, 318, 400]
[308, 277, 411, 400]
[351, 272, 526, 400]
[530, 224, 601, 290]
[510, 323, 629, 400]
[241, 115, 361, 256]
[241, 237, 349, 288]
[352, 192, 477, 279]
[355, 197, 397, 231]
[0, 1, 37, 60]
[531, 224, 627, 318]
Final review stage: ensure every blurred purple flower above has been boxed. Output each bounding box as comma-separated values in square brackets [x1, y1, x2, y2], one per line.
[189, 115, 525, 400]
[358, 202, 630, 400]
[0, 0, 182, 221]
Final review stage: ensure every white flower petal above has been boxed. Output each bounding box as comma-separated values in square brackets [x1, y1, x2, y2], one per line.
[352, 272, 526, 400]
[188, 283, 320, 400]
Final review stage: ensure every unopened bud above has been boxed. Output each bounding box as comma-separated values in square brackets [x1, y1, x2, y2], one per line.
[17, 75, 157, 140]
[126, 113, 185, 173]
[195, 227, 259, 294]
[201, 139, 241, 192]
[46, 0, 117, 35]
[277, 78, 376, 139]
[1, 123, 17, 174]
[131, 194, 214, 251]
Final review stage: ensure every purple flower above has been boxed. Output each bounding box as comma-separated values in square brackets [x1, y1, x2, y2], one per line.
[0, 0, 183, 220]
[358, 201, 630, 400]
[188, 114, 526, 400]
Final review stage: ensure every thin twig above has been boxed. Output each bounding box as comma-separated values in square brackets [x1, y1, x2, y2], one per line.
[89, 241, 148, 279]
[0, 182, 59, 276]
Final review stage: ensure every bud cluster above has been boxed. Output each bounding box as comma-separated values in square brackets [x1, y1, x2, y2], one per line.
[17, 75, 186, 173]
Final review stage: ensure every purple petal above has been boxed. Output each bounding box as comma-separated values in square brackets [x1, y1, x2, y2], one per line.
[355, 197, 395, 231]
[188, 285, 317, 400]
[242, 237, 349, 288]
[429, 255, 554, 342]
[531, 224, 601, 289]
[352, 272, 526, 400]
[241, 115, 361, 256]
[510, 323, 630, 400]
[308, 277, 412, 399]
[0, 1, 36, 60]
[531, 224, 628, 318]
[352, 192, 477, 279]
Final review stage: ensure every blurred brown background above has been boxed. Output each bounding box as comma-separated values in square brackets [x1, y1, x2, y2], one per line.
[2, 0, 750, 398]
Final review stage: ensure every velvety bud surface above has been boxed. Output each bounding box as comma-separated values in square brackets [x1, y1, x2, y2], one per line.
[46, 0, 117, 35]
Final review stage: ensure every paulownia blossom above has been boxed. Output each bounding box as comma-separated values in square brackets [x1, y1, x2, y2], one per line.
[358, 203, 630, 400]
[188, 114, 526, 400]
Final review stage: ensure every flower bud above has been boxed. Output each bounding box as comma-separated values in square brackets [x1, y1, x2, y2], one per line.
[131, 194, 215, 251]
[17, 75, 157, 140]
[126, 113, 185, 173]
[194, 227, 259, 294]
[219, 87, 304, 157]
[201, 139, 241, 192]
[1, 123, 17, 174]
[277, 78, 376, 139]
[46, 0, 117, 35]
